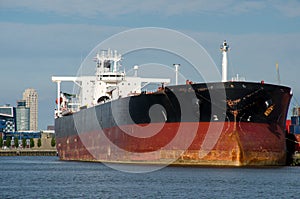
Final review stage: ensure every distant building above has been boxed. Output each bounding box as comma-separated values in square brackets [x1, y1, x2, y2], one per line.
[47, 125, 54, 130]
[16, 100, 30, 131]
[23, 88, 38, 131]
[0, 105, 16, 133]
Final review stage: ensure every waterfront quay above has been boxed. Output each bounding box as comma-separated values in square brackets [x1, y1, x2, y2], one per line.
[0, 149, 57, 156]
[292, 153, 300, 166]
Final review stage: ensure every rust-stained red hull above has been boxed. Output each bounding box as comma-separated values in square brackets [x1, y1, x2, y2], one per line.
[56, 121, 286, 166]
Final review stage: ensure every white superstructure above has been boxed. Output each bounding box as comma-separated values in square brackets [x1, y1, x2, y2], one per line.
[52, 50, 170, 117]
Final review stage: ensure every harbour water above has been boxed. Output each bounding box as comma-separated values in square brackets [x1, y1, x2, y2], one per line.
[1, 156, 300, 198]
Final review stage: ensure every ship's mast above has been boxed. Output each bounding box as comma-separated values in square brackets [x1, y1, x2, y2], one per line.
[95, 49, 121, 74]
[276, 63, 281, 85]
[220, 40, 229, 82]
[173, 64, 180, 85]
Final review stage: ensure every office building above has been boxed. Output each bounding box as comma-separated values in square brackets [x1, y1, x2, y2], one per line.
[0, 105, 16, 133]
[16, 100, 30, 131]
[23, 88, 38, 131]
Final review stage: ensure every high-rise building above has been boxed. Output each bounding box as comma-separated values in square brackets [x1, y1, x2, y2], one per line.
[16, 100, 30, 131]
[0, 105, 16, 133]
[23, 88, 38, 131]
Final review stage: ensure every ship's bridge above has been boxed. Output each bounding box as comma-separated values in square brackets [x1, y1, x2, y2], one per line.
[99, 72, 125, 83]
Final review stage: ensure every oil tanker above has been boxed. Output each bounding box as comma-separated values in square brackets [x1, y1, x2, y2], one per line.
[52, 41, 292, 166]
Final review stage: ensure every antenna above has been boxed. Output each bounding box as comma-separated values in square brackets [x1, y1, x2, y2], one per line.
[134, 65, 139, 77]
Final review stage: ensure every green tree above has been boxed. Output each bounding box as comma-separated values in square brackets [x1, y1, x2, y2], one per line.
[0, 137, 3, 148]
[51, 137, 56, 147]
[37, 138, 41, 148]
[15, 137, 19, 148]
[30, 138, 34, 148]
[6, 137, 11, 148]
[22, 138, 26, 148]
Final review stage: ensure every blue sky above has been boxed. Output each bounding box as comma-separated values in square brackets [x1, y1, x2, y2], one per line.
[1, 0, 300, 129]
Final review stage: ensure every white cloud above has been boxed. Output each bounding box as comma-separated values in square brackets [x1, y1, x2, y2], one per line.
[272, 0, 300, 17]
[1, 0, 299, 18]
[0, 22, 125, 58]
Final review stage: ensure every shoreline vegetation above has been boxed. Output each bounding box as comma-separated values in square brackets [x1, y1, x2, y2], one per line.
[0, 135, 57, 156]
